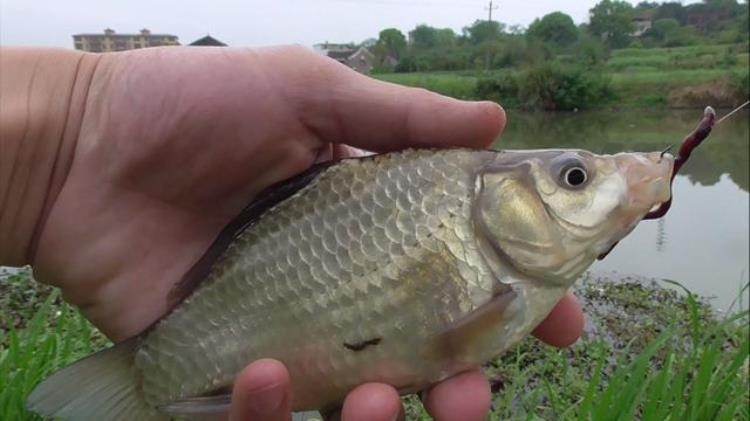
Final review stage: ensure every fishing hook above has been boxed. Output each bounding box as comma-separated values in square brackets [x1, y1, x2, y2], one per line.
[659, 144, 674, 159]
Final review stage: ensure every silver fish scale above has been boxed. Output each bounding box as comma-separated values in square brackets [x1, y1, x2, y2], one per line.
[135, 149, 499, 409]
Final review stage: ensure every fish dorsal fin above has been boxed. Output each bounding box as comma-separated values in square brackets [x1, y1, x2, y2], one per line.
[167, 161, 335, 308]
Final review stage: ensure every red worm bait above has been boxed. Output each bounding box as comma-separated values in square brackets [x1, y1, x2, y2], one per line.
[642, 106, 717, 220]
[596, 107, 717, 261]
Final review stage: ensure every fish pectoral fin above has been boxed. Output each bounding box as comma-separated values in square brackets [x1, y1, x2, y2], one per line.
[426, 288, 517, 362]
[160, 392, 232, 416]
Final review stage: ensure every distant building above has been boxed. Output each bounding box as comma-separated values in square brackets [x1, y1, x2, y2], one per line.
[73, 28, 179, 52]
[189, 35, 227, 47]
[314, 42, 357, 54]
[632, 17, 653, 37]
[314, 43, 376, 74]
[345, 47, 376, 74]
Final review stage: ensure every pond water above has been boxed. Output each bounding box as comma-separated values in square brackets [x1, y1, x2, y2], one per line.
[497, 109, 749, 312]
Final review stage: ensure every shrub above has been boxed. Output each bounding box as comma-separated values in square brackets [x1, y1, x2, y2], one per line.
[733, 70, 749, 100]
[520, 63, 611, 110]
[638, 94, 669, 107]
[475, 63, 615, 110]
[475, 73, 521, 107]
[629, 39, 644, 49]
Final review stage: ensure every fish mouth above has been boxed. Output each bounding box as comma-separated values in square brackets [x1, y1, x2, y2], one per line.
[597, 151, 675, 260]
[622, 151, 674, 213]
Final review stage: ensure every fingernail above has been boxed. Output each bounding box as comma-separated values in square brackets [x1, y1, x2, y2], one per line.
[480, 101, 505, 116]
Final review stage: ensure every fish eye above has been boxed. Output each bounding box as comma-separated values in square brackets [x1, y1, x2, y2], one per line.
[562, 166, 588, 188]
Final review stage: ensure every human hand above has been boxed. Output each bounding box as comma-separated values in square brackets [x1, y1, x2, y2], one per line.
[4, 46, 583, 419]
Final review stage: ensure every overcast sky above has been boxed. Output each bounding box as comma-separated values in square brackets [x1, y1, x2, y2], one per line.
[1, 0, 706, 49]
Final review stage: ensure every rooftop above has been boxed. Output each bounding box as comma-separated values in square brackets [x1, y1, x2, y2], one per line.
[189, 35, 228, 46]
[73, 28, 177, 37]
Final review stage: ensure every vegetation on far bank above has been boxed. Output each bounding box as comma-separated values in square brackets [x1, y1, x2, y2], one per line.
[1, 269, 747, 420]
[374, 43, 749, 110]
[363, 1, 749, 110]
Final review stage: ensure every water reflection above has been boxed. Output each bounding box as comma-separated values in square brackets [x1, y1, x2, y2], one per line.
[497, 109, 749, 192]
[495, 109, 750, 311]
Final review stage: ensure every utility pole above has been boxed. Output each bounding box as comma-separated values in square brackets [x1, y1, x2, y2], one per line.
[485, 0, 499, 22]
[482, 0, 499, 71]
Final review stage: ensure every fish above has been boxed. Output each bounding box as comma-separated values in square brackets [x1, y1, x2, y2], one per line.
[27, 147, 676, 420]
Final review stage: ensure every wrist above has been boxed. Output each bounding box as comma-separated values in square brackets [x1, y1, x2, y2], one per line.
[0, 48, 101, 266]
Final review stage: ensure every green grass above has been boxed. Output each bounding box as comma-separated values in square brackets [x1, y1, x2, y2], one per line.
[373, 43, 750, 109]
[404, 277, 749, 420]
[2, 270, 748, 420]
[608, 44, 749, 72]
[610, 43, 749, 58]
[610, 68, 733, 85]
[376, 67, 745, 108]
[0, 270, 110, 420]
[376, 72, 480, 100]
[609, 68, 738, 108]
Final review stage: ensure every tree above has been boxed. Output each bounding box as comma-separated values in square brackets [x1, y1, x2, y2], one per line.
[702, 0, 742, 15]
[635, 1, 659, 10]
[654, 2, 686, 24]
[739, 7, 749, 38]
[409, 25, 439, 50]
[575, 33, 608, 66]
[665, 25, 700, 46]
[646, 18, 681, 42]
[408, 25, 458, 50]
[377, 28, 406, 59]
[588, 0, 635, 49]
[435, 28, 458, 48]
[464, 20, 504, 45]
[527, 12, 579, 49]
[508, 24, 525, 35]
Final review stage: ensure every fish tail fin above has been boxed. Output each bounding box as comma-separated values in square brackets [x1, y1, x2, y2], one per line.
[26, 337, 166, 421]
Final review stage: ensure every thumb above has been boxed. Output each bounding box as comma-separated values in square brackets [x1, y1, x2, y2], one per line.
[229, 359, 292, 421]
[266, 47, 507, 152]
